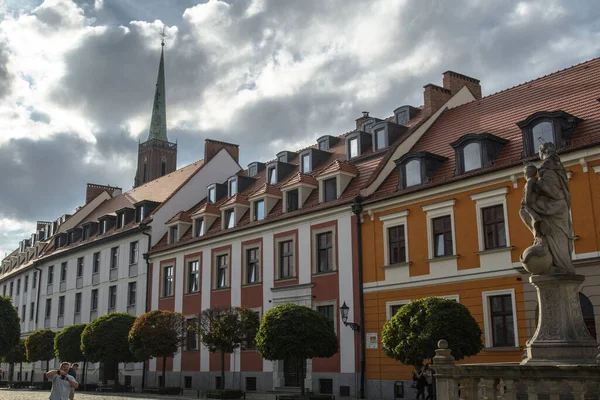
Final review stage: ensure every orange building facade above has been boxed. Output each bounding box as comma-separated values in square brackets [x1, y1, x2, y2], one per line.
[357, 59, 600, 399]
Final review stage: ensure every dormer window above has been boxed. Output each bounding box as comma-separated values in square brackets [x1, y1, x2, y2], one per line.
[451, 133, 508, 175]
[249, 164, 257, 177]
[254, 200, 265, 221]
[394, 105, 419, 125]
[287, 190, 299, 212]
[301, 154, 310, 173]
[169, 226, 178, 244]
[345, 131, 372, 160]
[268, 167, 277, 184]
[195, 219, 205, 237]
[228, 178, 237, 197]
[247, 162, 265, 178]
[208, 186, 216, 203]
[225, 210, 235, 229]
[374, 128, 386, 151]
[323, 178, 337, 202]
[318, 140, 328, 151]
[137, 206, 145, 222]
[395, 152, 448, 190]
[517, 110, 582, 157]
[348, 137, 359, 158]
[317, 135, 339, 151]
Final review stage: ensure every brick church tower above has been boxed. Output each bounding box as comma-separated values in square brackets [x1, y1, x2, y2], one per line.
[134, 35, 177, 188]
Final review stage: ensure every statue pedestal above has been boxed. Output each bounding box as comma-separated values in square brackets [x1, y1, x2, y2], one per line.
[522, 274, 599, 365]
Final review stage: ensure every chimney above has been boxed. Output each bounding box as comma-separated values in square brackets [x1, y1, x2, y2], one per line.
[423, 84, 452, 117]
[204, 139, 240, 164]
[442, 71, 482, 99]
[86, 183, 122, 204]
[355, 111, 370, 130]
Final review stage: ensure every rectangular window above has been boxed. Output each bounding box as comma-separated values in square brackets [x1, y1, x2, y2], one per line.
[93, 252, 100, 274]
[216, 254, 228, 289]
[2, 284, 6, 296]
[246, 248, 259, 284]
[187, 261, 200, 293]
[33, 271, 37, 289]
[128, 282, 137, 306]
[110, 247, 119, 269]
[225, 210, 235, 229]
[60, 262, 67, 282]
[137, 206, 145, 223]
[279, 240, 294, 279]
[287, 190, 299, 212]
[75, 292, 82, 314]
[21, 305, 26, 321]
[9, 282, 13, 296]
[129, 241, 139, 264]
[195, 219, 205, 237]
[317, 305, 335, 331]
[432, 215, 453, 257]
[375, 129, 386, 150]
[482, 205, 507, 250]
[388, 226, 406, 264]
[29, 302, 34, 321]
[77, 257, 84, 278]
[324, 178, 337, 202]
[90, 289, 98, 311]
[45, 299, 52, 318]
[390, 304, 404, 318]
[301, 154, 310, 173]
[229, 179, 237, 196]
[208, 186, 216, 203]
[349, 137, 359, 158]
[318, 140, 328, 151]
[186, 318, 198, 350]
[268, 167, 277, 184]
[246, 377, 257, 391]
[254, 200, 265, 221]
[163, 266, 174, 297]
[248, 165, 257, 177]
[108, 285, 117, 309]
[489, 294, 515, 347]
[24, 275, 28, 293]
[316, 232, 333, 273]
[169, 226, 178, 243]
[58, 296, 65, 316]
[16, 279, 20, 295]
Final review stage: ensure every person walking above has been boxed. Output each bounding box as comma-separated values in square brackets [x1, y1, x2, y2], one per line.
[67, 363, 79, 400]
[423, 364, 434, 400]
[46, 362, 78, 400]
[414, 367, 427, 399]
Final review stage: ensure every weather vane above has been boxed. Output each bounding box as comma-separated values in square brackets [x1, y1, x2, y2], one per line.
[160, 26, 167, 47]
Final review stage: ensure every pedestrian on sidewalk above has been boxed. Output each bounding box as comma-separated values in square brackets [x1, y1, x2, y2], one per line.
[46, 362, 78, 400]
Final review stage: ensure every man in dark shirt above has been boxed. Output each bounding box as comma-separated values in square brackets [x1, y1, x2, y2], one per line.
[67, 364, 79, 400]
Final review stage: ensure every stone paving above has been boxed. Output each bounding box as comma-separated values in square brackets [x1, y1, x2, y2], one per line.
[0, 390, 174, 400]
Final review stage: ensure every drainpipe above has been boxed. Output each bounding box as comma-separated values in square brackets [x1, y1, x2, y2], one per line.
[351, 196, 366, 399]
[139, 222, 152, 391]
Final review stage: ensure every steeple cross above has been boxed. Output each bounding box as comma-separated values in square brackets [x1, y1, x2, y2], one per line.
[160, 26, 167, 47]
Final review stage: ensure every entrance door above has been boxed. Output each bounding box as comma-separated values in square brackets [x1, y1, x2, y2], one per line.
[283, 359, 301, 387]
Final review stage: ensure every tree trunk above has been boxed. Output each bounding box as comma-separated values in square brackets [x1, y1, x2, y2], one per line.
[82, 360, 87, 391]
[161, 356, 167, 388]
[8, 363, 14, 383]
[43, 360, 49, 382]
[19, 362, 22, 381]
[220, 350, 225, 390]
[299, 358, 306, 396]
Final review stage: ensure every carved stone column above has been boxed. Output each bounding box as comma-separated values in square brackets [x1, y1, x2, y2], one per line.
[522, 274, 599, 365]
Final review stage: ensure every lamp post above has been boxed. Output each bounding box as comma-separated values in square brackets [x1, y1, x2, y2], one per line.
[340, 301, 360, 332]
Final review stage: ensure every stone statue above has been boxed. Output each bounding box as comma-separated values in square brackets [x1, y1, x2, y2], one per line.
[519, 142, 575, 275]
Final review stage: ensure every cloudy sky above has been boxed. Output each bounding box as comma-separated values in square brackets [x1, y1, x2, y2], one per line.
[0, 0, 599, 256]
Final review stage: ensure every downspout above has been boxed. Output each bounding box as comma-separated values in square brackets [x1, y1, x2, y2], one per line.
[351, 196, 366, 399]
[139, 222, 152, 391]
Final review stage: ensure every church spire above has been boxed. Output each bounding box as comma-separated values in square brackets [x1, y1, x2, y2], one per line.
[148, 28, 168, 142]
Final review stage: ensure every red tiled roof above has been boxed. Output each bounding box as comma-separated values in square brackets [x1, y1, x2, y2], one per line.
[281, 172, 319, 188]
[220, 194, 250, 208]
[317, 160, 359, 177]
[191, 202, 221, 217]
[248, 183, 283, 199]
[166, 211, 192, 224]
[373, 56, 600, 200]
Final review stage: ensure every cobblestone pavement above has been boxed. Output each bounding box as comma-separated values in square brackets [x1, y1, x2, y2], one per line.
[0, 390, 165, 400]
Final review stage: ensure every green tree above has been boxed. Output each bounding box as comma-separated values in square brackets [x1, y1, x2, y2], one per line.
[54, 324, 87, 388]
[0, 296, 20, 359]
[81, 312, 137, 384]
[191, 307, 260, 390]
[25, 329, 56, 381]
[381, 297, 483, 368]
[128, 310, 185, 387]
[256, 303, 338, 395]
[2, 339, 27, 382]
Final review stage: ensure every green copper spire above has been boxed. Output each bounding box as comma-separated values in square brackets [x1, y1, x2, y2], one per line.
[148, 33, 167, 142]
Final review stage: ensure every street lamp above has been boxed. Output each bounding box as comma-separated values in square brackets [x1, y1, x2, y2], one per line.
[340, 301, 360, 332]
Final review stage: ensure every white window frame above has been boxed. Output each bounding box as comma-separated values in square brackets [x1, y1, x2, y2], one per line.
[207, 185, 216, 203]
[481, 288, 519, 348]
[313, 300, 338, 334]
[242, 243, 261, 285]
[422, 199, 457, 259]
[213, 250, 230, 289]
[379, 210, 409, 266]
[311, 225, 338, 274]
[470, 187, 511, 252]
[228, 177, 238, 197]
[386, 295, 460, 320]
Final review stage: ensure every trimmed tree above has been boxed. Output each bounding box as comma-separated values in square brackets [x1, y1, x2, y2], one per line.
[128, 310, 186, 387]
[0, 296, 20, 359]
[2, 339, 27, 382]
[382, 297, 483, 368]
[81, 312, 137, 384]
[25, 329, 56, 381]
[256, 303, 338, 395]
[192, 307, 260, 390]
[54, 324, 87, 388]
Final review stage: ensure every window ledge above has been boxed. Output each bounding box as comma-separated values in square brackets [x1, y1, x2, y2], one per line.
[483, 346, 521, 352]
[475, 246, 514, 255]
[184, 291, 201, 296]
[242, 282, 262, 288]
[312, 270, 337, 277]
[212, 287, 230, 292]
[129, 263, 138, 267]
[425, 255, 459, 263]
[381, 262, 411, 269]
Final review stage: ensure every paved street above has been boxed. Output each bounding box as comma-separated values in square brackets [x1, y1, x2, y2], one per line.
[0, 390, 174, 400]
